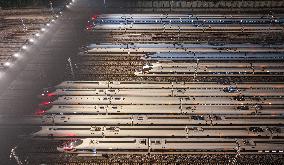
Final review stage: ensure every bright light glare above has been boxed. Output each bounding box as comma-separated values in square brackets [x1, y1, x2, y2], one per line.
[29, 38, 35, 43]
[51, 19, 55, 22]
[4, 62, 11, 67]
[46, 23, 50, 26]
[35, 33, 40, 37]
[22, 45, 27, 50]
[41, 28, 46, 32]
[13, 53, 19, 58]
[66, 5, 70, 8]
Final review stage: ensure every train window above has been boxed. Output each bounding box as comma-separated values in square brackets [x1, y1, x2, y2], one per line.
[108, 127, 116, 130]
[100, 107, 104, 109]
[103, 98, 108, 100]
[139, 139, 146, 145]
[112, 106, 118, 109]
[90, 127, 101, 131]
[151, 140, 161, 144]
[138, 116, 144, 120]
[186, 106, 192, 110]
[108, 127, 120, 131]
[115, 98, 121, 100]
[249, 127, 264, 133]
[212, 116, 222, 120]
[191, 115, 204, 120]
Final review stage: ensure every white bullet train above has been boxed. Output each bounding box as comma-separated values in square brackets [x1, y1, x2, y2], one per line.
[33, 125, 283, 139]
[141, 52, 284, 61]
[135, 62, 284, 77]
[45, 104, 284, 115]
[44, 81, 284, 91]
[57, 138, 284, 154]
[47, 95, 283, 106]
[41, 114, 284, 126]
[87, 43, 284, 54]
[89, 14, 284, 25]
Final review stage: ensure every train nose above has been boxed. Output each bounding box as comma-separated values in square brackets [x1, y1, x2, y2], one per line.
[57, 145, 75, 152]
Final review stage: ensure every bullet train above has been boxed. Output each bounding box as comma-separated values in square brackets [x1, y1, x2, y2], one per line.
[49, 81, 284, 90]
[91, 24, 284, 34]
[41, 114, 284, 126]
[135, 62, 284, 76]
[86, 43, 284, 54]
[142, 52, 284, 61]
[87, 43, 284, 49]
[88, 14, 284, 25]
[39, 81, 284, 100]
[45, 95, 284, 106]
[43, 103, 284, 116]
[39, 87, 284, 98]
[57, 138, 284, 154]
[33, 125, 283, 138]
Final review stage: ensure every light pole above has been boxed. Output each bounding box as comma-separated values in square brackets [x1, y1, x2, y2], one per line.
[49, 1, 54, 15]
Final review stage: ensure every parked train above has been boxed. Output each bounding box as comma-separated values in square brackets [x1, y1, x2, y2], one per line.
[57, 138, 284, 154]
